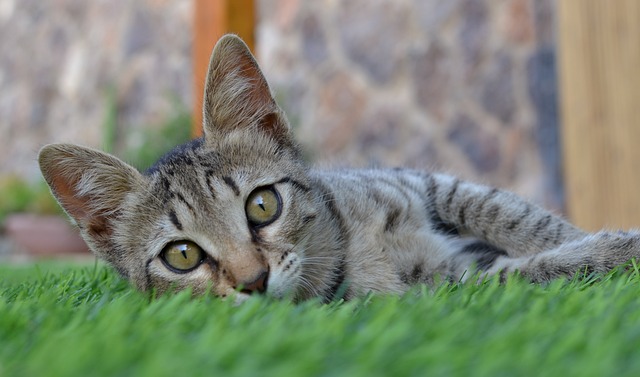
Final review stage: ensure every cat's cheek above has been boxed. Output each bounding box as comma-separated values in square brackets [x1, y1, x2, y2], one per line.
[266, 280, 291, 299]
[267, 254, 303, 299]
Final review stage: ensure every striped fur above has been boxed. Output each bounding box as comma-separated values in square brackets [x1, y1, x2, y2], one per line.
[39, 35, 640, 303]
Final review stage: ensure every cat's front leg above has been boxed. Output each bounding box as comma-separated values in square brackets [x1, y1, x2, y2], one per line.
[480, 230, 640, 283]
[426, 173, 588, 257]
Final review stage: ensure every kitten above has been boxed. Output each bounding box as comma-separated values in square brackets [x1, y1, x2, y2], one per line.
[39, 35, 640, 303]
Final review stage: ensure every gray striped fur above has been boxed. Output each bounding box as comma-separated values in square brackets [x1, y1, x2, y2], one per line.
[38, 35, 640, 303]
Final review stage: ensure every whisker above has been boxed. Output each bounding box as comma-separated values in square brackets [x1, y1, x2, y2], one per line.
[297, 275, 320, 298]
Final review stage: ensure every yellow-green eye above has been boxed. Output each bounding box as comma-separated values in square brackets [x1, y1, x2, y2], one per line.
[160, 241, 204, 272]
[246, 186, 282, 226]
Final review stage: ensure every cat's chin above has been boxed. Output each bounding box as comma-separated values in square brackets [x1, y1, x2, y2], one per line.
[265, 268, 303, 301]
[232, 292, 252, 306]
[265, 274, 302, 301]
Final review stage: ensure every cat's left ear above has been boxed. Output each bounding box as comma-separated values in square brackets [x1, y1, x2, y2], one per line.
[38, 144, 144, 239]
[202, 34, 290, 142]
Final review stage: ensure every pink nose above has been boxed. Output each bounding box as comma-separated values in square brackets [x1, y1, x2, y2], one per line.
[236, 270, 269, 294]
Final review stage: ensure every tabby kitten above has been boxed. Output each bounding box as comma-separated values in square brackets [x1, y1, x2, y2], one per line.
[39, 35, 640, 303]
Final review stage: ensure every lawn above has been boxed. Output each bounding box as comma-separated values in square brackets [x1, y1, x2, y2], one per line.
[2, 262, 640, 377]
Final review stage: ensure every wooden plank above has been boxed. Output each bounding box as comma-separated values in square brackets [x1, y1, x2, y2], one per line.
[559, 0, 640, 231]
[192, 0, 255, 137]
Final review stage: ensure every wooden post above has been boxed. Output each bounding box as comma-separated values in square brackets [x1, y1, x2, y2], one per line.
[559, 1, 640, 231]
[193, 0, 255, 137]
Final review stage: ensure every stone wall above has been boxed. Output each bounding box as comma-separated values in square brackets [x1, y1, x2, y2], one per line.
[0, 0, 563, 211]
[257, 0, 563, 211]
[0, 0, 192, 180]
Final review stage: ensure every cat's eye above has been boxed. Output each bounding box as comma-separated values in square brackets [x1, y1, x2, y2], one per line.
[160, 241, 205, 273]
[245, 186, 282, 227]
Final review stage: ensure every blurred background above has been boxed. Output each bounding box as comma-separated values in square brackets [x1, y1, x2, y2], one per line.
[1, 0, 639, 260]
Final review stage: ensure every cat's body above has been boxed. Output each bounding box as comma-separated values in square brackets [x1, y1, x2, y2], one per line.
[39, 35, 640, 303]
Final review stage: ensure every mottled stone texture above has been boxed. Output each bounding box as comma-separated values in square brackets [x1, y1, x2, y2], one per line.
[337, 0, 409, 85]
[1, 0, 562, 212]
[0, 0, 191, 180]
[258, 0, 562, 210]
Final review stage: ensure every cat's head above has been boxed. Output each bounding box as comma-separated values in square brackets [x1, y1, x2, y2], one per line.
[39, 35, 318, 302]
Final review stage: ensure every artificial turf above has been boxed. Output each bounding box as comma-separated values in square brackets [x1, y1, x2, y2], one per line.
[2, 261, 640, 376]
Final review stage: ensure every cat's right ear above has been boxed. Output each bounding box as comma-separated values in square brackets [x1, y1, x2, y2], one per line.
[38, 144, 144, 238]
[202, 34, 290, 142]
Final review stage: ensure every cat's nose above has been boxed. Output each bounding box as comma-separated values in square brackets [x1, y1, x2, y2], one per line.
[237, 269, 269, 295]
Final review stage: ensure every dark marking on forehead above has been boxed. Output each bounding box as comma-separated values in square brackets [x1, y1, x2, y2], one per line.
[175, 192, 195, 212]
[205, 170, 217, 199]
[182, 154, 194, 165]
[223, 176, 240, 196]
[161, 176, 171, 192]
[169, 210, 183, 231]
[199, 151, 222, 169]
[145, 137, 204, 175]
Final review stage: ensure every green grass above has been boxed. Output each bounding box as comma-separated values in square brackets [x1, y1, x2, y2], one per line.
[2, 263, 640, 377]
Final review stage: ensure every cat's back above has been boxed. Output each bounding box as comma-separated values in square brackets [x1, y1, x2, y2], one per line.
[309, 167, 447, 242]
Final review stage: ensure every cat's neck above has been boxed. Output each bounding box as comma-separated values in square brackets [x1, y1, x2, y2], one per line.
[293, 177, 350, 302]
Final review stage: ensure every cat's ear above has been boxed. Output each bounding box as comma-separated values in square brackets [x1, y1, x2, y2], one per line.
[202, 34, 289, 141]
[38, 144, 144, 238]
